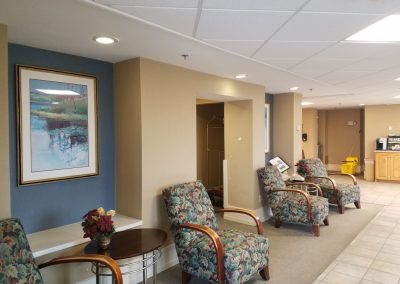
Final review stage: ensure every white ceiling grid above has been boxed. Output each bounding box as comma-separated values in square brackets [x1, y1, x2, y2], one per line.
[2, 0, 400, 108]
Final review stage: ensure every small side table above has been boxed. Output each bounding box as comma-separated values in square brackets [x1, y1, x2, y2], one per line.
[286, 180, 319, 196]
[84, 228, 167, 284]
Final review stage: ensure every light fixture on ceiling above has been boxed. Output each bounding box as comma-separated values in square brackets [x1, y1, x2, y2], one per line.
[289, 86, 300, 91]
[235, 74, 247, 79]
[93, 35, 118, 45]
[301, 101, 314, 106]
[394, 95, 400, 98]
[346, 15, 400, 42]
[360, 103, 365, 106]
[395, 77, 400, 81]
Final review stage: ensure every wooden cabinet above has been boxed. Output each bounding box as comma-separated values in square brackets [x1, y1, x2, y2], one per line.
[375, 152, 400, 181]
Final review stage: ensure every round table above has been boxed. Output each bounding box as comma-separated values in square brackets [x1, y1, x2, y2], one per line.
[84, 228, 167, 284]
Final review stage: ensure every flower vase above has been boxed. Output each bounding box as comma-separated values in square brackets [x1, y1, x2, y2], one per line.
[97, 235, 111, 250]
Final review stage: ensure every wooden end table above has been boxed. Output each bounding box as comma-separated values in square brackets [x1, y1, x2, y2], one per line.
[84, 228, 167, 284]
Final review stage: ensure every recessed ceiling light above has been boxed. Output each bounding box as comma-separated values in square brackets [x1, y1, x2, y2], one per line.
[235, 74, 247, 79]
[289, 86, 300, 91]
[301, 101, 314, 106]
[93, 36, 118, 45]
[394, 95, 400, 98]
[346, 15, 400, 42]
[395, 77, 400, 81]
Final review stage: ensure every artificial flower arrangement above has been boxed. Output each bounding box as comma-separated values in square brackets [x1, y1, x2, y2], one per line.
[82, 207, 116, 240]
[295, 161, 312, 177]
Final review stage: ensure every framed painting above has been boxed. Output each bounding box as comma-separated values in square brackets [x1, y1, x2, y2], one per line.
[16, 65, 98, 185]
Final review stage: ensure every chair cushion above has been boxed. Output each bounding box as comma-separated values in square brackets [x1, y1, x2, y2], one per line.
[163, 181, 218, 240]
[269, 193, 329, 225]
[297, 159, 328, 178]
[0, 218, 43, 283]
[258, 166, 287, 205]
[320, 183, 360, 205]
[175, 229, 269, 284]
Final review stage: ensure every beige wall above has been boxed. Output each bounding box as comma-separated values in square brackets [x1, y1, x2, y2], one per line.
[318, 110, 327, 162]
[0, 24, 10, 218]
[196, 103, 224, 187]
[302, 108, 318, 159]
[225, 100, 256, 208]
[320, 109, 361, 166]
[365, 105, 400, 160]
[114, 58, 142, 219]
[272, 92, 302, 174]
[115, 58, 266, 231]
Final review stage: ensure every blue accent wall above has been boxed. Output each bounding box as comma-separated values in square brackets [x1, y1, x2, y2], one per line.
[9, 44, 115, 233]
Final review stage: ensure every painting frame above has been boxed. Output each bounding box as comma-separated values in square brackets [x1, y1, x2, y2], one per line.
[16, 65, 98, 185]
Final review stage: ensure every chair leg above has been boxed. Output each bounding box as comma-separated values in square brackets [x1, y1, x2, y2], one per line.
[182, 271, 191, 284]
[312, 224, 320, 237]
[354, 200, 361, 209]
[338, 203, 344, 214]
[274, 218, 281, 228]
[259, 265, 270, 281]
[323, 216, 329, 226]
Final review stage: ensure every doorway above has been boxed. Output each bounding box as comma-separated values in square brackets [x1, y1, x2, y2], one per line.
[196, 101, 224, 207]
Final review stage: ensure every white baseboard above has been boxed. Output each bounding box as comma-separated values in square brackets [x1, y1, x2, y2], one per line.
[158, 243, 179, 273]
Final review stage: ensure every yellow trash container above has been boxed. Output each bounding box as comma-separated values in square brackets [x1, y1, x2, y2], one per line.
[341, 156, 358, 174]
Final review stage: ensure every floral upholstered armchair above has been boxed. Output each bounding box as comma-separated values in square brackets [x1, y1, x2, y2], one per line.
[296, 158, 361, 214]
[163, 181, 270, 284]
[257, 166, 329, 237]
[0, 218, 123, 284]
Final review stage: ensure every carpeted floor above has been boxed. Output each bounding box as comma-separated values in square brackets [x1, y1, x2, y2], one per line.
[155, 203, 383, 284]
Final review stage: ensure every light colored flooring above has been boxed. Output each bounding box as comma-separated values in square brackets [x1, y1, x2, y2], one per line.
[314, 177, 400, 284]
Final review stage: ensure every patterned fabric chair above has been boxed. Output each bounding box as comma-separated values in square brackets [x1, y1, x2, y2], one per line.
[257, 166, 329, 237]
[0, 218, 123, 284]
[163, 181, 270, 284]
[296, 158, 361, 214]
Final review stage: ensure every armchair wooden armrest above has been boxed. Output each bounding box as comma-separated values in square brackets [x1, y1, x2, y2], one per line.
[286, 182, 323, 196]
[180, 223, 225, 284]
[38, 254, 123, 284]
[329, 173, 357, 185]
[306, 176, 337, 189]
[270, 189, 312, 223]
[215, 208, 263, 235]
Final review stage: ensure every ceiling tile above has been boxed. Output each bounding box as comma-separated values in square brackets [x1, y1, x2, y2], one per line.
[340, 58, 400, 72]
[109, 6, 197, 35]
[303, 0, 400, 13]
[256, 41, 334, 60]
[93, 0, 198, 8]
[197, 10, 294, 40]
[316, 71, 373, 85]
[314, 42, 395, 60]
[272, 12, 384, 41]
[290, 58, 357, 77]
[258, 59, 305, 69]
[203, 0, 308, 10]
[203, 40, 263, 56]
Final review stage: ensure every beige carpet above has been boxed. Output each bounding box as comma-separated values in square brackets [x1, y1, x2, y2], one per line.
[156, 203, 383, 284]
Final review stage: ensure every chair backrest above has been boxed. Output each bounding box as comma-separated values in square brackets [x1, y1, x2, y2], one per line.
[257, 166, 287, 205]
[297, 158, 328, 177]
[162, 181, 218, 237]
[0, 218, 44, 283]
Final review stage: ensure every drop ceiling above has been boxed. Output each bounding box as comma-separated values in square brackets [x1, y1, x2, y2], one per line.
[2, 0, 400, 108]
